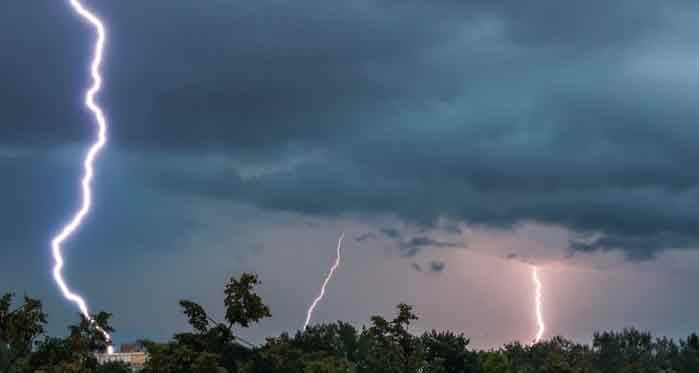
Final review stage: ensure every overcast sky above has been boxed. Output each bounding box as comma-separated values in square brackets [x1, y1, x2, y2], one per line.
[3, 0, 699, 348]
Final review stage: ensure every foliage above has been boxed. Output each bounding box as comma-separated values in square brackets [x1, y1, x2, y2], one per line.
[6, 273, 699, 373]
[421, 330, 479, 373]
[140, 340, 220, 373]
[0, 292, 46, 372]
[224, 273, 272, 329]
[29, 312, 116, 372]
[97, 361, 133, 373]
[143, 272, 271, 372]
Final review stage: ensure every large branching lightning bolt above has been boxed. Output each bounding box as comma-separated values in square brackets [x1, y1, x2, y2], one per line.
[52, 0, 113, 354]
[532, 266, 545, 344]
[303, 233, 345, 330]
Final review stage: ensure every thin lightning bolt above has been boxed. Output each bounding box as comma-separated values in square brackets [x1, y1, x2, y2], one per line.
[303, 233, 345, 330]
[532, 266, 545, 344]
[52, 0, 113, 354]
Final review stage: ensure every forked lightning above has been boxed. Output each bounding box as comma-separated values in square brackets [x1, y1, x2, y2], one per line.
[303, 233, 345, 330]
[52, 0, 113, 354]
[532, 266, 545, 344]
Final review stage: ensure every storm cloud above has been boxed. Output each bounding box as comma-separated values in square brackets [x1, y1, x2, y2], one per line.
[429, 261, 446, 273]
[399, 236, 460, 257]
[4, 0, 699, 262]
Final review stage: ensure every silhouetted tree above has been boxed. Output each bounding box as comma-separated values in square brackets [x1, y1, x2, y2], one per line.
[363, 303, 424, 373]
[29, 311, 115, 372]
[6, 275, 699, 373]
[144, 272, 271, 372]
[421, 330, 478, 373]
[0, 292, 47, 372]
[224, 273, 272, 329]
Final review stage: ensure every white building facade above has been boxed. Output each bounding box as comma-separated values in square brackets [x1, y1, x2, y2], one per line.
[95, 352, 148, 371]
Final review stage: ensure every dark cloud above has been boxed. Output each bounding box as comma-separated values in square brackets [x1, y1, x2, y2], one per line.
[355, 232, 377, 243]
[380, 228, 402, 239]
[501, 251, 539, 266]
[410, 261, 445, 273]
[569, 232, 699, 261]
[4, 0, 699, 260]
[429, 261, 446, 273]
[398, 236, 460, 257]
[9, 0, 699, 349]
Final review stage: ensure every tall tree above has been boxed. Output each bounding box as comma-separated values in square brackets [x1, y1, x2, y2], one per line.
[0, 292, 47, 372]
[363, 303, 424, 373]
[421, 330, 478, 373]
[29, 311, 115, 372]
[144, 272, 271, 372]
[224, 273, 272, 329]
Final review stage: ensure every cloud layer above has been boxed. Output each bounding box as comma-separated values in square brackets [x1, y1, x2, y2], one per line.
[4, 0, 699, 263]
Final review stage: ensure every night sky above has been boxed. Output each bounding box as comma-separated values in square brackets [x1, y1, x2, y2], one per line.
[3, 0, 699, 347]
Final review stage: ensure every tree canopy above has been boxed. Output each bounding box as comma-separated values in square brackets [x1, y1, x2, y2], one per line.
[4, 273, 699, 372]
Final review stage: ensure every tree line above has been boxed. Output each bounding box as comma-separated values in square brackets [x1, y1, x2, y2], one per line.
[2, 272, 699, 372]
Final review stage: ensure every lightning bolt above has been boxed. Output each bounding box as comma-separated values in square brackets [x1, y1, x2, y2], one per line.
[52, 0, 113, 354]
[532, 266, 545, 344]
[303, 233, 345, 330]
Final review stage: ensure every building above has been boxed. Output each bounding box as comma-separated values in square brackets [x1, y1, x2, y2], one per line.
[95, 344, 148, 371]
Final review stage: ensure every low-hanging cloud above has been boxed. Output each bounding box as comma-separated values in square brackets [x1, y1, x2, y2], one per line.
[4, 0, 699, 260]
